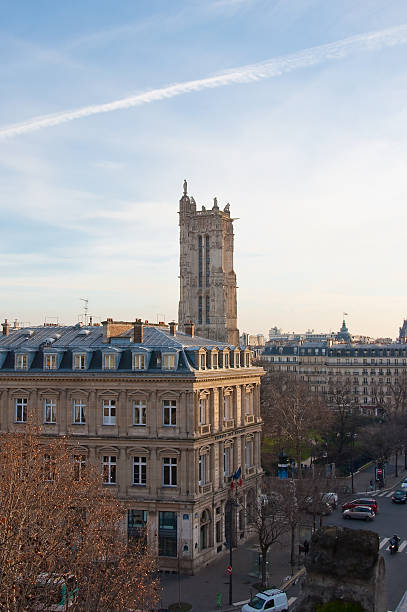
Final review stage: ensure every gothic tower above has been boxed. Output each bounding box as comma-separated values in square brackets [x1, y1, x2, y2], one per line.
[178, 180, 239, 345]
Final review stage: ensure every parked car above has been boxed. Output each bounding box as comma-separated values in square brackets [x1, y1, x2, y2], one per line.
[342, 506, 375, 521]
[242, 589, 288, 611]
[400, 478, 407, 489]
[341, 498, 378, 514]
[392, 490, 407, 504]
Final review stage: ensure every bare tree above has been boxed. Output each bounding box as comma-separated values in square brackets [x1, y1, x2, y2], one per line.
[261, 371, 331, 477]
[0, 428, 159, 611]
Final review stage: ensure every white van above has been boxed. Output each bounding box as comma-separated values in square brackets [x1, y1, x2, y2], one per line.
[241, 588, 288, 611]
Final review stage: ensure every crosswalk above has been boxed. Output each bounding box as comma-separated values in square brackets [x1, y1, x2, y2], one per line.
[370, 489, 404, 497]
[379, 536, 407, 552]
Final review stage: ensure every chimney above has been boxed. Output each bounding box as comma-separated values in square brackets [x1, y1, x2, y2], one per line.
[134, 319, 144, 343]
[2, 319, 10, 336]
[184, 321, 195, 337]
[169, 321, 177, 336]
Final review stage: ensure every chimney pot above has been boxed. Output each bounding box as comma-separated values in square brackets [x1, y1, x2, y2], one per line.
[2, 319, 10, 336]
[134, 320, 144, 343]
[169, 321, 178, 336]
[185, 321, 195, 337]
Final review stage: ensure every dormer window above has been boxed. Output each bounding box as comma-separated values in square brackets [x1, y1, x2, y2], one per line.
[15, 354, 28, 370]
[211, 352, 218, 369]
[73, 353, 86, 370]
[133, 353, 146, 370]
[245, 352, 250, 367]
[44, 354, 57, 370]
[103, 354, 116, 370]
[200, 353, 206, 370]
[162, 354, 176, 370]
[223, 352, 229, 368]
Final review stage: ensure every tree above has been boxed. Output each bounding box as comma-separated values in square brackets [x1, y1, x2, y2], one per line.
[0, 429, 159, 611]
[243, 479, 289, 588]
[261, 371, 332, 477]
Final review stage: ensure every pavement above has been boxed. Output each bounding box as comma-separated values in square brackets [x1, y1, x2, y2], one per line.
[158, 460, 407, 612]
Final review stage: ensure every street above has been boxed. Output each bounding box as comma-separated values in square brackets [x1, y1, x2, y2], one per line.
[324, 483, 407, 611]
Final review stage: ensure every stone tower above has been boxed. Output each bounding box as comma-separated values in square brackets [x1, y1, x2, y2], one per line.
[178, 180, 239, 345]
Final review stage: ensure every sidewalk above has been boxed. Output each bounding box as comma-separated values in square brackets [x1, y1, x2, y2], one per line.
[159, 532, 296, 612]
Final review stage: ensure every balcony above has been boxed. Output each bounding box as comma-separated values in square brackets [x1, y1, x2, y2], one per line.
[244, 414, 255, 425]
[245, 466, 256, 476]
[199, 482, 213, 494]
[223, 419, 235, 430]
[198, 424, 211, 435]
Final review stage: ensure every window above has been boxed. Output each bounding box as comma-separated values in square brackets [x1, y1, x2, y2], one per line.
[73, 353, 86, 370]
[133, 456, 147, 485]
[245, 393, 252, 415]
[212, 352, 218, 369]
[205, 295, 210, 324]
[224, 352, 229, 368]
[163, 457, 177, 486]
[102, 399, 116, 425]
[102, 455, 116, 484]
[200, 353, 206, 369]
[245, 353, 250, 367]
[133, 353, 146, 370]
[15, 354, 28, 369]
[245, 440, 253, 468]
[198, 296, 203, 325]
[103, 354, 116, 369]
[199, 454, 207, 485]
[205, 235, 210, 289]
[15, 398, 27, 423]
[162, 354, 176, 370]
[43, 399, 56, 424]
[223, 394, 231, 420]
[159, 511, 177, 557]
[199, 398, 207, 425]
[128, 509, 147, 542]
[133, 400, 146, 426]
[73, 454, 86, 481]
[73, 399, 86, 424]
[44, 353, 57, 370]
[224, 446, 231, 476]
[163, 400, 176, 426]
[198, 235, 203, 288]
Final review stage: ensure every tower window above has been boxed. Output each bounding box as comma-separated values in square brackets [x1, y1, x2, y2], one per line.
[198, 236, 203, 288]
[198, 296, 202, 324]
[205, 235, 210, 288]
[206, 295, 210, 324]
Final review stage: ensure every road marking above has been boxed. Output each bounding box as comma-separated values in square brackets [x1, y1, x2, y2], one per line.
[379, 537, 390, 549]
[288, 596, 297, 606]
[398, 540, 407, 553]
[233, 599, 249, 606]
[386, 491, 395, 497]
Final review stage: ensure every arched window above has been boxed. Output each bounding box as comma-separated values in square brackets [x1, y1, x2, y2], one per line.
[200, 509, 211, 550]
[198, 236, 203, 288]
[205, 235, 210, 288]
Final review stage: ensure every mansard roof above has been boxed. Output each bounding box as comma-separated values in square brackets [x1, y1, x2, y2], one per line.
[0, 323, 245, 375]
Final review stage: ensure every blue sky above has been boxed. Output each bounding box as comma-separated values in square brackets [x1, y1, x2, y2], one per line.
[1, 0, 407, 338]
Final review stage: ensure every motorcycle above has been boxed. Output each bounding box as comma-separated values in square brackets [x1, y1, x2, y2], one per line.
[389, 538, 400, 554]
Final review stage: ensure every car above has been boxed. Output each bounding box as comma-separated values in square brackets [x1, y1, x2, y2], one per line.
[241, 589, 288, 611]
[322, 492, 338, 509]
[392, 490, 407, 504]
[342, 505, 375, 521]
[400, 478, 407, 489]
[341, 498, 378, 514]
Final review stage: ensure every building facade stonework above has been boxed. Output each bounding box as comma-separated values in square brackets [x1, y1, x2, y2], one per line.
[178, 181, 239, 345]
[0, 320, 263, 573]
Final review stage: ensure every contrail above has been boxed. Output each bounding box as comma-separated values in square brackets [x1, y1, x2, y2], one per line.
[1, 23, 407, 140]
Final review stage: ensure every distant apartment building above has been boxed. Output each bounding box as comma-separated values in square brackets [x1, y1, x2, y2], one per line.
[0, 318, 263, 574]
[261, 336, 407, 415]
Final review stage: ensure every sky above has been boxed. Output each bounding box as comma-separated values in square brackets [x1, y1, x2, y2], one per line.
[1, 0, 407, 339]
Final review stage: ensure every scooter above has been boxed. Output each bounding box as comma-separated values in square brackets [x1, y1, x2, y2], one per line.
[389, 539, 400, 554]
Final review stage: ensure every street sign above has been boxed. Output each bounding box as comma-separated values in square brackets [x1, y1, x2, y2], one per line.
[227, 565, 232, 575]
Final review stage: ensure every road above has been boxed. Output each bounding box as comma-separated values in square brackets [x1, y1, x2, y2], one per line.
[323, 483, 407, 611]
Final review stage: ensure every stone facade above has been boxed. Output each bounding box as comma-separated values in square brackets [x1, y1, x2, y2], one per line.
[296, 526, 386, 612]
[178, 181, 239, 346]
[0, 320, 263, 573]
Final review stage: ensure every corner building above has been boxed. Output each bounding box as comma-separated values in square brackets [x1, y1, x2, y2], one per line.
[0, 319, 263, 573]
[178, 181, 239, 345]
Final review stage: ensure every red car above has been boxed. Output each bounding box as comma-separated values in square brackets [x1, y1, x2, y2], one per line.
[341, 498, 378, 514]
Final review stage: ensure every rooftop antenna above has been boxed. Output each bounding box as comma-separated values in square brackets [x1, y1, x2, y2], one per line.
[156, 313, 166, 324]
[80, 298, 89, 326]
